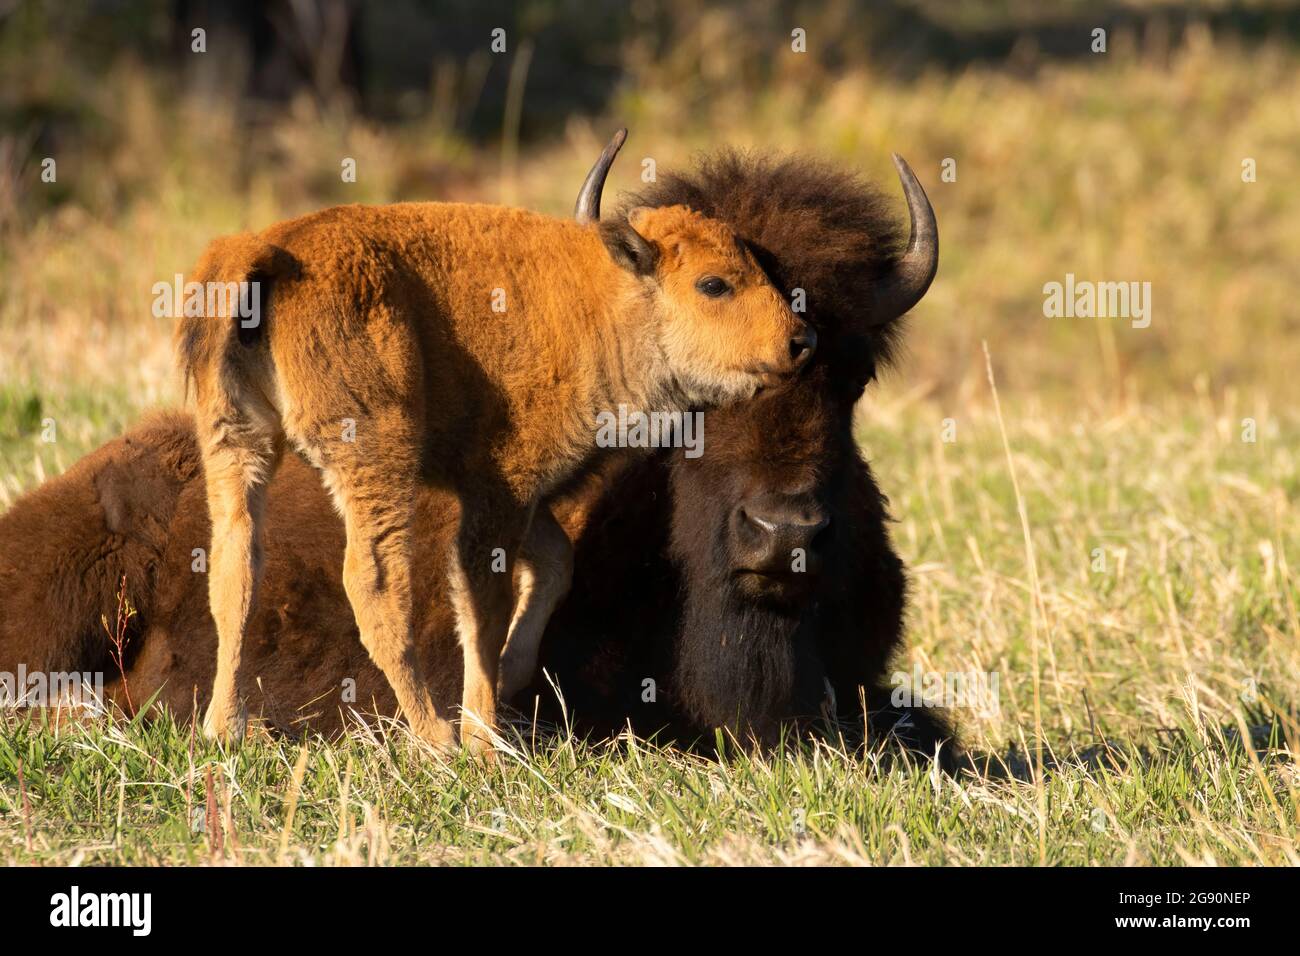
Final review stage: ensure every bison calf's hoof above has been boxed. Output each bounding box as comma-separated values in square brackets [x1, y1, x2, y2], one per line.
[201, 700, 248, 744]
[496, 653, 534, 703]
[402, 715, 458, 754]
[462, 726, 500, 764]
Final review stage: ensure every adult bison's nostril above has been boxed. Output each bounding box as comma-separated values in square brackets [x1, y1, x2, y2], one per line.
[744, 506, 829, 544]
[734, 498, 831, 578]
[787, 326, 817, 370]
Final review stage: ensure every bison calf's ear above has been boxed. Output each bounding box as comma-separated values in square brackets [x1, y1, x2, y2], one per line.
[599, 215, 659, 277]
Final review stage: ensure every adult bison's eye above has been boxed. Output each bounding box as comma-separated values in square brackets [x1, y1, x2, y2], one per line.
[695, 276, 731, 298]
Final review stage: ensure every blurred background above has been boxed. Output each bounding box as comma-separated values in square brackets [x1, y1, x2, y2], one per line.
[1, 0, 1298, 456]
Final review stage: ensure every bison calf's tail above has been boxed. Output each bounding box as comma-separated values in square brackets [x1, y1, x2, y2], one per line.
[175, 234, 297, 742]
[174, 233, 297, 405]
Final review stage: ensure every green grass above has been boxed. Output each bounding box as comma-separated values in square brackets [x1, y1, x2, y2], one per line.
[1, 388, 1296, 865]
[0, 702, 1292, 866]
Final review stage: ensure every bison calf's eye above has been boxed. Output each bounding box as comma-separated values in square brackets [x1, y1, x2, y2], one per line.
[695, 276, 731, 298]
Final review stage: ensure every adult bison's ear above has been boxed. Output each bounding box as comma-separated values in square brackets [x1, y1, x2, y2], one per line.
[599, 208, 659, 276]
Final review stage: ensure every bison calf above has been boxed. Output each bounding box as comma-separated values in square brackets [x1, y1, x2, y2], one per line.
[177, 132, 812, 752]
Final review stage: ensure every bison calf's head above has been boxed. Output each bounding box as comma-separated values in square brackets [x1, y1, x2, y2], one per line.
[600, 204, 813, 407]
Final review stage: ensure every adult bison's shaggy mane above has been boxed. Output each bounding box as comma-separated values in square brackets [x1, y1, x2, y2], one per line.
[627, 150, 909, 387]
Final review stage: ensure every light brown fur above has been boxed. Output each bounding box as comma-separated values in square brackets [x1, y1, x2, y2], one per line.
[178, 198, 810, 752]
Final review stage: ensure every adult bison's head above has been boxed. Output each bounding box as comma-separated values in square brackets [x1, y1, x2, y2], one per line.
[576, 140, 938, 741]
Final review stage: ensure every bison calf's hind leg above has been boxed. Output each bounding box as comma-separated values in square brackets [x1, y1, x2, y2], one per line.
[200, 426, 283, 742]
[326, 443, 457, 751]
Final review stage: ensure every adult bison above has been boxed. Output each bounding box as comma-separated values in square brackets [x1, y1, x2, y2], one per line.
[0, 148, 956, 765]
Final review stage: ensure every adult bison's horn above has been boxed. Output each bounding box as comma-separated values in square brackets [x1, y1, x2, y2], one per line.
[870, 153, 939, 324]
[574, 127, 628, 224]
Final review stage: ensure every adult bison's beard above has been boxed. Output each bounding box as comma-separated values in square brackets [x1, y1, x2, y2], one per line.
[671, 584, 828, 744]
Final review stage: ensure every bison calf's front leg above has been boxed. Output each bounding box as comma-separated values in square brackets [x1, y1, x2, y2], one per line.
[449, 499, 530, 754]
[498, 506, 574, 701]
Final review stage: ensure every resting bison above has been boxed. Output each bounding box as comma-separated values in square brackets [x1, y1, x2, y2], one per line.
[0, 150, 956, 765]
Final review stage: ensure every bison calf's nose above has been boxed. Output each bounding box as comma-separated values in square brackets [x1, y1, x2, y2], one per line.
[788, 325, 817, 371]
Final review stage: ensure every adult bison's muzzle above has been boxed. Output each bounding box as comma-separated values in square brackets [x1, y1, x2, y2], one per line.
[731, 492, 831, 605]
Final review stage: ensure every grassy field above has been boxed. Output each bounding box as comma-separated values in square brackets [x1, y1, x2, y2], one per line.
[1, 392, 1295, 865]
[1, 11, 1298, 864]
